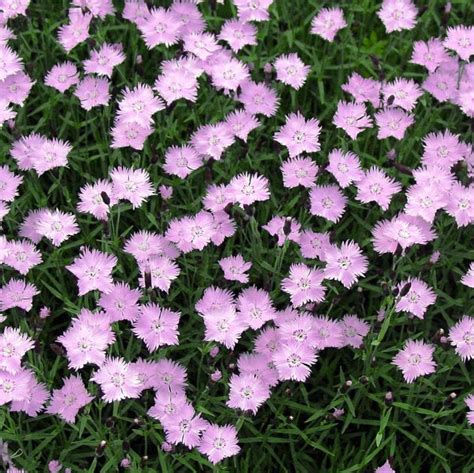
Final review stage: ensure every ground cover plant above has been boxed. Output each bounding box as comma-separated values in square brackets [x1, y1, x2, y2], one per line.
[0, 0, 473, 471]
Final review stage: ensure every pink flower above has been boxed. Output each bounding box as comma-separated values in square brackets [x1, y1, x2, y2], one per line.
[91, 357, 141, 402]
[162, 402, 208, 448]
[0, 0, 30, 19]
[333, 101, 372, 139]
[273, 341, 317, 381]
[124, 230, 179, 263]
[154, 69, 198, 105]
[465, 395, 474, 425]
[98, 282, 141, 322]
[443, 26, 474, 61]
[77, 179, 116, 220]
[0, 99, 16, 125]
[0, 71, 34, 105]
[210, 57, 249, 92]
[281, 156, 318, 188]
[203, 307, 247, 349]
[312, 316, 344, 349]
[372, 213, 436, 253]
[411, 38, 450, 73]
[262, 215, 300, 246]
[10, 371, 49, 416]
[0, 327, 34, 374]
[66, 247, 117, 296]
[356, 167, 401, 211]
[310, 7, 347, 42]
[238, 80, 279, 117]
[46, 375, 94, 423]
[0, 165, 22, 202]
[281, 263, 326, 307]
[423, 70, 457, 102]
[377, 0, 418, 33]
[117, 84, 164, 126]
[449, 316, 474, 361]
[110, 166, 154, 208]
[44, 61, 79, 93]
[324, 241, 368, 289]
[183, 32, 220, 60]
[341, 73, 381, 108]
[238, 352, 278, 387]
[132, 303, 180, 351]
[395, 278, 436, 319]
[229, 172, 270, 206]
[234, 0, 272, 22]
[374, 108, 414, 140]
[461, 263, 474, 288]
[110, 120, 153, 150]
[375, 460, 396, 473]
[237, 286, 276, 330]
[225, 109, 260, 142]
[341, 314, 370, 348]
[382, 78, 423, 111]
[327, 149, 363, 188]
[298, 230, 331, 260]
[31, 138, 72, 176]
[159, 185, 173, 200]
[392, 339, 436, 383]
[445, 182, 474, 227]
[57, 8, 92, 52]
[138, 7, 181, 48]
[219, 255, 252, 283]
[72, 0, 114, 18]
[0, 278, 39, 311]
[123, 0, 150, 24]
[163, 145, 202, 178]
[4, 239, 42, 275]
[198, 423, 240, 465]
[35, 209, 79, 246]
[169, 0, 204, 36]
[74, 76, 111, 110]
[0, 367, 31, 405]
[421, 129, 464, 169]
[404, 184, 447, 223]
[83, 43, 126, 77]
[309, 184, 347, 223]
[196, 286, 235, 316]
[57, 309, 115, 369]
[274, 112, 321, 158]
[274, 53, 310, 89]
[191, 123, 235, 160]
[227, 373, 270, 414]
[139, 256, 180, 292]
[0, 45, 22, 81]
[218, 19, 257, 52]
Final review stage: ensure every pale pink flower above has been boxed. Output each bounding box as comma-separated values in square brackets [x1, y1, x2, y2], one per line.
[298, 230, 331, 260]
[312, 316, 345, 349]
[341, 73, 381, 108]
[91, 357, 141, 402]
[163, 145, 202, 178]
[395, 278, 436, 319]
[274, 112, 321, 158]
[445, 182, 474, 227]
[183, 32, 220, 60]
[9, 371, 49, 416]
[274, 53, 310, 90]
[57, 8, 92, 52]
[0, 327, 34, 374]
[375, 108, 414, 140]
[97, 282, 141, 322]
[138, 7, 181, 48]
[225, 109, 260, 142]
[31, 138, 72, 176]
[0, 71, 34, 105]
[110, 120, 153, 150]
[191, 122, 235, 160]
[327, 149, 363, 188]
[218, 19, 257, 52]
[210, 57, 249, 92]
[273, 341, 317, 382]
[392, 340, 436, 383]
[83, 43, 126, 77]
[281, 263, 326, 307]
[238, 80, 279, 117]
[154, 69, 198, 105]
[4, 239, 42, 275]
[229, 172, 270, 206]
[356, 167, 401, 211]
[0, 45, 22, 81]
[46, 375, 93, 423]
[333, 101, 372, 139]
[66, 247, 117, 295]
[324, 241, 368, 289]
[0, 165, 22, 202]
[36, 209, 79, 246]
[0, 279, 39, 312]
[281, 156, 318, 188]
[44, 62, 79, 93]
[262, 215, 300, 246]
[443, 26, 474, 61]
[203, 307, 247, 349]
[227, 373, 270, 414]
[411, 38, 450, 72]
[234, 0, 272, 22]
[375, 460, 396, 473]
[237, 286, 276, 330]
[341, 314, 370, 348]
[404, 184, 447, 223]
[449, 316, 474, 361]
[139, 256, 180, 293]
[382, 78, 423, 111]
[377, 0, 418, 33]
[219, 255, 252, 283]
[461, 263, 474, 288]
[169, 0, 204, 36]
[77, 179, 116, 220]
[309, 184, 347, 223]
[110, 166, 154, 209]
[423, 70, 457, 102]
[117, 84, 164, 126]
[198, 423, 240, 465]
[18, 210, 45, 243]
[132, 303, 180, 351]
[311, 7, 347, 42]
[74, 76, 111, 110]
[421, 130, 465, 169]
